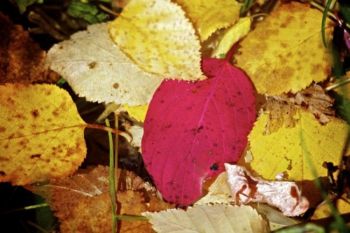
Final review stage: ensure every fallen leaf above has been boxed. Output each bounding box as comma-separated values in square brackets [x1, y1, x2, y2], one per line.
[46, 23, 162, 105]
[0, 84, 86, 185]
[196, 171, 300, 229]
[144, 204, 269, 233]
[225, 164, 309, 216]
[195, 172, 232, 205]
[174, 0, 241, 41]
[109, 0, 203, 80]
[312, 197, 350, 220]
[249, 108, 348, 181]
[0, 13, 58, 84]
[235, 2, 333, 95]
[142, 58, 256, 205]
[211, 17, 252, 58]
[122, 105, 148, 122]
[30, 166, 173, 233]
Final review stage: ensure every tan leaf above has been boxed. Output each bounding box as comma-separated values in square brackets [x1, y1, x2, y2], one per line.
[46, 23, 162, 105]
[109, 0, 203, 80]
[235, 2, 333, 95]
[144, 204, 270, 233]
[0, 84, 86, 185]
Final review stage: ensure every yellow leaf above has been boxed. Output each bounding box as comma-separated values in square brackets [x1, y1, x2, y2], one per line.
[0, 84, 86, 185]
[174, 0, 241, 41]
[312, 198, 350, 220]
[109, 0, 203, 80]
[212, 17, 251, 58]
[249, 108, 348, 181]
[235, 2, 333, 95]
[122, 105, 148, 122]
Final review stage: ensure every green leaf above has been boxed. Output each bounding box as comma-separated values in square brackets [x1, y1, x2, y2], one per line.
[67, 1, 108, 24]
[335, 93, 350, 124]
[340, 3, 350, 24]
[15, 0, 43, 13]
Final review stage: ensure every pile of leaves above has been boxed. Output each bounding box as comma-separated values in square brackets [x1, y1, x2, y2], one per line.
[1, 0, 350, 232]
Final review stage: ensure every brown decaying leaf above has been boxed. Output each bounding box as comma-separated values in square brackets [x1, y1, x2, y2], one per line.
[264, 84, 335, 133]
[0, 13, 58, 84]
[29, 166, 173, 233]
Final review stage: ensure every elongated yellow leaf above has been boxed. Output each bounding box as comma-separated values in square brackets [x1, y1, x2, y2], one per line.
[174, 0, 241, 41]
[249, 108, 348, 181]
[235, 2, 333, 95]
[0, 84, 86, 185]
[212, 17, 251, 58]
[109, 0, 203, 80]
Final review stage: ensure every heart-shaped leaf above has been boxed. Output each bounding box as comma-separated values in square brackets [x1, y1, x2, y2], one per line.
[142, 58, 256, 205]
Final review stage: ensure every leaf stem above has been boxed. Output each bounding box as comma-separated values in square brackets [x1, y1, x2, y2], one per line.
[86, 123, 121, 134]
[326, 77, 350, 91]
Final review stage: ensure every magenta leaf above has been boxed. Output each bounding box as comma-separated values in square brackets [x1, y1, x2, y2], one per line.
[142, 58, 256, 205]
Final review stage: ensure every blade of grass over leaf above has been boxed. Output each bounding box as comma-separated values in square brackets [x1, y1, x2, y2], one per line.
[322, 0, 333, 47]
[105, 118, 117, 232]
[240, 0, 254, 16]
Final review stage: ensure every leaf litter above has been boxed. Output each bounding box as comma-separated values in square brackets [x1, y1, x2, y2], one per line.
[1, 0, 350, 232]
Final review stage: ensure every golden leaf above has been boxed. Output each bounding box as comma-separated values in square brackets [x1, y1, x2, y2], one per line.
[249, 108, 348, 181]
[109, 0, 203, 80]
[312, 198, 350, 220]
[0, 84, 86, 185]
[235, 2, 333, 95]
[174, 0, 241, 41]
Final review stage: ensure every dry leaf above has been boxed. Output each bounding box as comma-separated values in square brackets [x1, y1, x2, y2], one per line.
[195, 172, 232, 205]
[0, 13, 58, 84]
[0, 84, 86, 185]
[46, 23, 161, 105]
[249, 108, 348, 181]
[197, 171, 299, 229]
[225, 164, 309, 216]
[235, 2, 333, 95]
[174, 0, 241, 41]
[144, 204, 269, 233]
[30, 166, 173, 233]
[109, 0, 203, 80]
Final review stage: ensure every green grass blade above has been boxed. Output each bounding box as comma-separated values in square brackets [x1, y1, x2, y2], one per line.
[321, 0, 333, 48]
[105, 118, 117, 233]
